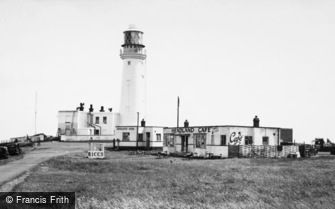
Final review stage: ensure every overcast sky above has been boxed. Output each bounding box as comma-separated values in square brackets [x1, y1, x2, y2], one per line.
[1, 0, 334, 143]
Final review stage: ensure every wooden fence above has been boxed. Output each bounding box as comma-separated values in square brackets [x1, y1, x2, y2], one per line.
[237, 145, 299, 158]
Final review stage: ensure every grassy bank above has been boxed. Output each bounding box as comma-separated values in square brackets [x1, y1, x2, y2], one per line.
[12, 151, 335, 209]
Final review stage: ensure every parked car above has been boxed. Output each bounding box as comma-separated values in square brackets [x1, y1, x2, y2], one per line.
[0, 146, 9, 159]
[6, 143, 22, 155]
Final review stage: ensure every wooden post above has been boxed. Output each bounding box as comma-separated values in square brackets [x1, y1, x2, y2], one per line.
[177, 96, 180, 128]
[136, 112, 139, 150]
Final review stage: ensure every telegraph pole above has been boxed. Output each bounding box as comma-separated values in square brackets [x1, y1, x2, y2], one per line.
[136, 112, 139, 150]
[177, 96, 180, 128]
[34, 91, 37, 134]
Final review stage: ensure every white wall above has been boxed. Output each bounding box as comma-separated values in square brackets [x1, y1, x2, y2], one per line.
[58, 110, 120, 137]
[61, 135, 115, 141]
[115, 126, 164, 147]
[119, 58, 146, 126]
[57, 111, 77, 135]
[92, 112, 119, 135]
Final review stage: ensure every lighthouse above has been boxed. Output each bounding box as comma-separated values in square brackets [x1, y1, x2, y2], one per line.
[119, 25, 147, 126]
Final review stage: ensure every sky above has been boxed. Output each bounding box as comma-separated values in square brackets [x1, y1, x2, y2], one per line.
[0, 0, 334, 143]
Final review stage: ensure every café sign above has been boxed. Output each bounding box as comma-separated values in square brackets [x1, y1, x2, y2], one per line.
[171, 127, 213, 134]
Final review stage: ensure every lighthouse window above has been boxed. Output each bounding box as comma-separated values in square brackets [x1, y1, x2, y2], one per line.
[128, 61, 131, 65]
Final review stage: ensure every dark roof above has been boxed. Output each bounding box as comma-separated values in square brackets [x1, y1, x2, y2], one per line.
[165, 125, 292, 130]
[116, 125, 167, 128]
[31, 133, 47, 137]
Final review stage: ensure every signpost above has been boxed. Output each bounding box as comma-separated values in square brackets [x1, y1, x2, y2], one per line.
[88, 141, 105, 159]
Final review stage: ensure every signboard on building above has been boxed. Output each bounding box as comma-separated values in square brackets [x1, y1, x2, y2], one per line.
[116, 127, 135, 131]
[171, 127, 213, 134]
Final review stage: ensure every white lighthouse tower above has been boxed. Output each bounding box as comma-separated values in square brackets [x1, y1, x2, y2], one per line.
[119, 25, 147, 126]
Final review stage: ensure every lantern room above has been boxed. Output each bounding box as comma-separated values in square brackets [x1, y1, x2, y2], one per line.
[120, 24, 146, 60]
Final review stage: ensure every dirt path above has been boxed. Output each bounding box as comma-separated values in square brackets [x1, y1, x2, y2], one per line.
[0, 142, 87, 190]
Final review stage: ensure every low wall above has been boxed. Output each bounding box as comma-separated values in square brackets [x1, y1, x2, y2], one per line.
[61, 135, 115, 141]
[206, 146, 228, 158]
[61, 136, 163, 148]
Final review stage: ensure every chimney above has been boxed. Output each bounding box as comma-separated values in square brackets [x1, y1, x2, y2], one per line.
[79, 103, 84, 111]
[141, 119, 146, 127]
[100, 106, 105, 112]
[89, 104, 94, 113]
[184, 120, 189, 128]
[253, 116, 260, 127]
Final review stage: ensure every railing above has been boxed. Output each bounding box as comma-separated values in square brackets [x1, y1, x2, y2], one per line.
[120, 48, 146, 60]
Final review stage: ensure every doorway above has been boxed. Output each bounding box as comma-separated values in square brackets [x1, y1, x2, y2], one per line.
[94, 129, 100, 136]
[181, 135, 189, 152]
[146, 132, 150, 149]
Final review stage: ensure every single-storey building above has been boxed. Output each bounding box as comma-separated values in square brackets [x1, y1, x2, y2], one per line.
[30, 133, 47, 142]
[163, 117, 293, 158]
[114, 125, 164, 149]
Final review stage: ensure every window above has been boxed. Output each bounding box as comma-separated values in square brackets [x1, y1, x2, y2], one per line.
[164, 134, 172, 146]
[122, 132, 130, 141]
[220, 135, 226, 146]
[156, 134, 161, 141]
[194, 133, 206, 149]
[65, 122, 71, 129]
[211, 134, 215, 145]
[95, 117, 99, 124]
[262, 136, 269, 145]
[138, 133, 143, 142]
[164, 134, 168, 146]
[103, 117, 107, 124]
[245, 136, 253, 145]
[168, 135, 174, 147]
[164, 134, 175, 147]
[128, 61, 131, 65]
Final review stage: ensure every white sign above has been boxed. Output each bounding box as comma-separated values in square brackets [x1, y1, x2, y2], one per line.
[88, 143, 105, 159]
[88, 151, 104, 159]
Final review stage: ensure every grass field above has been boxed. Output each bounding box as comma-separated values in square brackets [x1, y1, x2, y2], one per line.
[12, 151, 335, 209]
